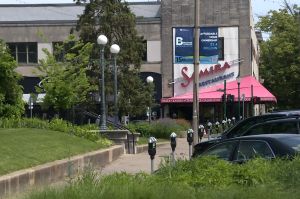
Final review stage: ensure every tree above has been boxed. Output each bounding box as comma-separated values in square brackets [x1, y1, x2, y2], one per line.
[0, 40, 24, 118]
[118, 69, 155, 117]
[256, 4, 300, 109]
[37, 35, 95, 114]
[75, 0, 153, 118]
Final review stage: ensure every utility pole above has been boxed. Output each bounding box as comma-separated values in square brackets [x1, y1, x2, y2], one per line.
[192, 0, 200, 146]
[251, 84, 254, 116]
[223, 80, 227, 120]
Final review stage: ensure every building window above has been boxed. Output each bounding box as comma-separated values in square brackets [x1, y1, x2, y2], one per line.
[7, 42, 37, 64]
[142, 40, 147, 62]
[218, 37, 224, 61]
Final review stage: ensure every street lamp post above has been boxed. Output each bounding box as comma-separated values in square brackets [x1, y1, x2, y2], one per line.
[242, 94, 245, 119]
[223, 80, 227, 120]
[29, 96, 33, 118]
[146, 76, 154, 124]
[97, 35, 108, 130]
[237, 77, 241, 121]
[110, 44, 120, 125]
[192, 0, 200, 147]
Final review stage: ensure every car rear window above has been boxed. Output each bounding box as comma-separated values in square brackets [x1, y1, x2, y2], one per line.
[245, 120, 299, 136]
[224, 114, 288, 138]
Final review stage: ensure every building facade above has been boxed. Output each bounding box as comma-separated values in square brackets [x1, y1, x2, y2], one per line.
[0, 0, 270, 122]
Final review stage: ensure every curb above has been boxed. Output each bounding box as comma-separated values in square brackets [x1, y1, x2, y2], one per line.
[0, 145, 124, 199]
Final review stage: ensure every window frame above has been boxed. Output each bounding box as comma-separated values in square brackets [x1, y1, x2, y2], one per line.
[202, 140, 239, 161]
[7, 42, 38, 64]
[233, 140, 275, 162]
[244, 120, 300, 136]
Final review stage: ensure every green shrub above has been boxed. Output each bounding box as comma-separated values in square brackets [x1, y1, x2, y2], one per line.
[23, 156, 300, 199]
[127, 121, 152, 137]
[155, 156, 235, 188]
[175, 118, 191, 130]
[233, 158, 274, 186]
[128, 118, 190, 139]
[0, 117, 102, 142]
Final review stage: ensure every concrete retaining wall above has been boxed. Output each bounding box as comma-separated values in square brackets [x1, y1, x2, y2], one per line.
[136, 142, 169, 154]
[0, 145, 123, 199]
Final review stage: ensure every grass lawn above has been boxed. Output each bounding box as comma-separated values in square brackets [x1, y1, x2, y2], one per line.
[0, 128, 109, 176]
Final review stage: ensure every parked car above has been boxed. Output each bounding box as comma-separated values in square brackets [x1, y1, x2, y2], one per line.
[193, 134, 300, 162]
[196, 111, 300, 154]
[221, 110, 300, 139]
[240, 117, 300, 137]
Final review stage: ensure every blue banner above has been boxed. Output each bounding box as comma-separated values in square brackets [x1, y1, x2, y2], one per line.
[173, 27, 219, 64]
[174, 28, 194, 64]
[200, 27, 219, 64]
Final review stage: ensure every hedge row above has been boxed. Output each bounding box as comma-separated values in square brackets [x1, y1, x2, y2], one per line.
[0, 117, 100, 142]
[127, 118, 191, 138]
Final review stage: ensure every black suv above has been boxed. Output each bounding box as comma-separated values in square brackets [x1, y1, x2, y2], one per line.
[239, 117, 300, 136]
[193, 110, 300, 157]
[221, 110, 300, 139]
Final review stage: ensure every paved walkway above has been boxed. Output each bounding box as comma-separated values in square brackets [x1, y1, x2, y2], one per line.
[100, 138, 192, 174]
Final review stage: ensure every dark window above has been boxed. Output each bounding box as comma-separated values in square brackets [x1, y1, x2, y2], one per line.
[142, 40, 147, 62]
[7, 42, 38, 64]
[246, 121, 299, 136]
[218, 37, 224, 60]
[228, 118, 260, 137]
[7, 43, 17, 60]
[28, 43, 37, 63]
[235, 141, 274, 161]
[18, 43, 27, 63]
[202, 141, 238, 160]
[245, 123, 271, 136]
[269, 121, 298, 134]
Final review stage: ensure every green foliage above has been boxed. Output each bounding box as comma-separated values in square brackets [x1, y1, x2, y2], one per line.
[23, 156, 300, 199]
[155, 156, 235, 188]
[232, 158, 274, 186]
[127, 121, 152, 137]
[118, 70, 155, 117]
[128, 118, 190, 138]
[75, 0, 154, 118]
[256, 5, 300, 109]
[37, 35, 95, 111]
[175, 118, 191, 130]
[0, 40, 24, 118]
[76, 0, 144, 69]
[0, 117, 106, 142]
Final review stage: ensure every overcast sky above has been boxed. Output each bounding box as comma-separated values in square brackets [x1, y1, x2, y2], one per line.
[0, 0, 298, 23]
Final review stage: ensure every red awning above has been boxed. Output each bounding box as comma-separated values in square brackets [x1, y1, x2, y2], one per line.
[161, 76, 277, 103]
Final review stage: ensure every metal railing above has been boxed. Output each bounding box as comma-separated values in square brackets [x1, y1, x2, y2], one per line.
[75, 108, 136, 154]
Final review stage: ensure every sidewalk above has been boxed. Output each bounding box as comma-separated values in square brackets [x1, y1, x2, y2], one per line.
[100, 138, 191, 174]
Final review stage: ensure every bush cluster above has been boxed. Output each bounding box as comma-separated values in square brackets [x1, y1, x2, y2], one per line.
[0, 117, 102, 142]
[24, 156, 300, 199]
[128, 118, 191, 138]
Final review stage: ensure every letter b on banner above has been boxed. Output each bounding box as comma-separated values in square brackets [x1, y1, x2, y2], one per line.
[176, 37, 183, 45]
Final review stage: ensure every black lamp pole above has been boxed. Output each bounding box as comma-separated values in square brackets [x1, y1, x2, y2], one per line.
[237, 77, 241, 120]
[97, 35, 108, 130]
